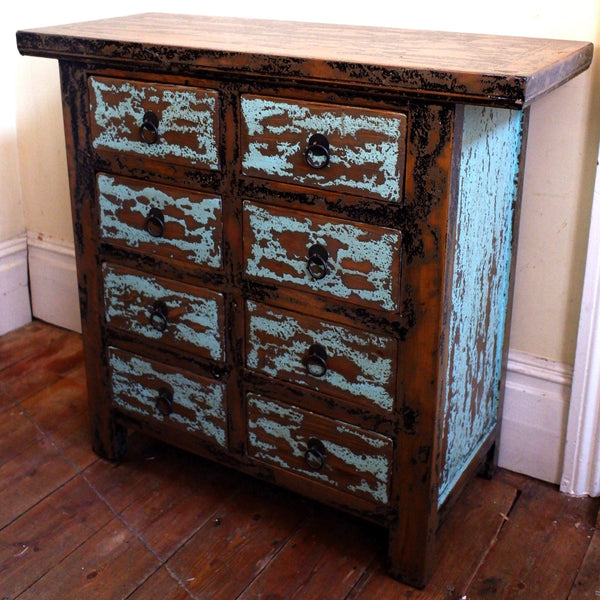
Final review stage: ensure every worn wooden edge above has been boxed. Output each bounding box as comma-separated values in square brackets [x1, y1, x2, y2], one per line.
[434, 102, 464, 503]
[491, 107, 531, 475]
[15, 14, 593, 109]
[385, 103, 457, 588]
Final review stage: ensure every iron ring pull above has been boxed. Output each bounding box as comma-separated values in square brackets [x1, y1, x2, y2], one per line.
[144, 207, 165, 238]
[304, 343, 328, 378]
[155, 387, 174, 417]
[140, 111, 160, 144]
[306, 244, 329, 280]
[304, 438, 327, 471]
[304, 133, 330, 169]
[149, 301, 169, 332]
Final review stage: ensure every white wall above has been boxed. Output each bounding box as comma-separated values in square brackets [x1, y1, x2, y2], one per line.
[1, 15, 24, 243]
[0, 10, 29, 334]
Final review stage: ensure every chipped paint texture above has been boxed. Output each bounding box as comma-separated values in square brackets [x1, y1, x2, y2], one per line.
[438, 106, 523, 505]
[89, 77, 219, 169]
[241, 96, 406, 202]
[244, 202, 401, 311]
[98, 174, 222, 268]
[247, 394, 392, 504]
[109, 348, 227, 447]
[246, 301, 396, 412]
[103, 264, 224, 362]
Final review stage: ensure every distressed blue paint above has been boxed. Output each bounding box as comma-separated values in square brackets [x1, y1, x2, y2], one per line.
[241, 96, 405, 202]
[438, 106, 524, 505]
[89, 77, 219, 168]
[108, 348, 227, 447]
[247, 394, 392, 503]
[245, 202, 400, 311]
[246, 301, 396, 411]
[103, 265, 224, 362]
[98, 174, 222, 268]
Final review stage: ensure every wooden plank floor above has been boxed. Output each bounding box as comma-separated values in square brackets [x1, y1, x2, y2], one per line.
[1, 320, 599, 599]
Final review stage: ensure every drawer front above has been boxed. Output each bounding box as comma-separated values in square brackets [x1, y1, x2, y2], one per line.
[246, 301, 396, 413]
[108, 347, 227, 447]
[89, 76, 219, 169]
[243, 201, 401, 312]
[98, 174, 222, 269]
[240, 95, 406, 202]
[103, 264, 225, 362]
[97, 173, 223, 269]
[247, 394, 393, 505]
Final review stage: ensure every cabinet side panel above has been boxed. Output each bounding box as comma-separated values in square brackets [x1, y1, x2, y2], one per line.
[438, 106, 524, 505]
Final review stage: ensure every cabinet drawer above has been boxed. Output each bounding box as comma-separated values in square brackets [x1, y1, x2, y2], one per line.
[243, 201, 401, 312]
[103, 264, 225, 362]
[108, 347, 227, 448]
[246, 301, 396, 413]
[98, 174, 222, 269]
[240, 95, 406, 202]
[89, 76, 219, 169]
[247, 394, 393, 505]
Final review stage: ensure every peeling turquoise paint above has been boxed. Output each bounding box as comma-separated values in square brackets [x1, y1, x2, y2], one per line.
[438, 106, 524, 505]
[98, 174, 222, 268]
[245, 202, 400, 311]
[89, 77, 219, 168]
[241, 96, 405, 202]
[247, 394, 392, 503]
[246, 301, 395, 411]
[103, 265, 224, 361]
[109, 348, 227, 447]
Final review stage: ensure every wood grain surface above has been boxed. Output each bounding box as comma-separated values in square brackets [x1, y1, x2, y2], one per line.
[2, 322, 600, 599]
[17, 13, 593, 107]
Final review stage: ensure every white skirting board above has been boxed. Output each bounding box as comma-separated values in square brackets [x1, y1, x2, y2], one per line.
[499, 350, 573, 484]
[23, 235, 572, 484]
[0, 235, 32, 336]
[27, 233, 81, 333]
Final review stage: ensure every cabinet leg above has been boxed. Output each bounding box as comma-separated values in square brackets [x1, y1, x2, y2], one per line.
[91, 417, 128, 461]
[387, 521, 435, 589]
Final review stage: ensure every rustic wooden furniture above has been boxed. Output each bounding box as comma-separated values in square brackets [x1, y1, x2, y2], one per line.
[16, 14, 592, 587]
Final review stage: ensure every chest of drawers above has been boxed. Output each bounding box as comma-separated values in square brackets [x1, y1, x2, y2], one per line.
[16, 14, 592, 587]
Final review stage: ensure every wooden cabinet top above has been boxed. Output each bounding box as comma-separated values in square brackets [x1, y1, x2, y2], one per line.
[16, 12, 592, 108]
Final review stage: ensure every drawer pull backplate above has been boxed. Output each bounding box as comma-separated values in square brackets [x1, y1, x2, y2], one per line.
[304, 438, 327, 470]
[149, 300, 169, 332]
[144, 207, 165, 238]
[140, 110, 160, 144]
[155, 387, 174, 416]
[304, 133, 330, 169]
[306, 243, 329, 280]
[304, 343, 328, 378]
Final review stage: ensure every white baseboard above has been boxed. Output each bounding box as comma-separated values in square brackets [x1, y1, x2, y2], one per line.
[27, 233, 81, 333]
[499, 350, 573, 484]
[21, 237, 572, 483]
[0, 235, 32, 336]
